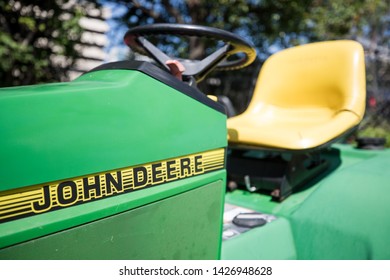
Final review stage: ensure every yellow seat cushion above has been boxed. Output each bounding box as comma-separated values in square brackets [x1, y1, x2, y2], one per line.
[227, 40, 366, 150]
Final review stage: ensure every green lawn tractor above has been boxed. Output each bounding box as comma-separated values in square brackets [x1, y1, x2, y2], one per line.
[1, 24, 389, 260]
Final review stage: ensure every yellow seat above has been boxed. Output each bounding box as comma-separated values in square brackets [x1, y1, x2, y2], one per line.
[228, 40, 366, 150]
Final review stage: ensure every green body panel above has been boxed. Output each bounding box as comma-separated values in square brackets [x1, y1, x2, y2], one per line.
[223, 144, 390, 260]
[221, 218, 296, 260]
[0, 170, 225, 250]
[0, 180, 225, 260]
[291, 147, 390, 259]
[0, 69, 226, 191]
[0, 65, 227, 259]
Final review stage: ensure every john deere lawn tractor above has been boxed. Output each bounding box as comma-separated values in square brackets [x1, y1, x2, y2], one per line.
[0, 24, 389, 260]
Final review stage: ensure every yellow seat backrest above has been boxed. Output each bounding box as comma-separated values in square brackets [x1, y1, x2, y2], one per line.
[227, 40, 366, 150]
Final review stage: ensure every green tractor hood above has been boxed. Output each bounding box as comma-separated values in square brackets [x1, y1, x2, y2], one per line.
[0, 61, 227, 259]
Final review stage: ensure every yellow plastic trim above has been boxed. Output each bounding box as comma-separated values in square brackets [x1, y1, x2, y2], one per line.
[207, 95, 218, 102]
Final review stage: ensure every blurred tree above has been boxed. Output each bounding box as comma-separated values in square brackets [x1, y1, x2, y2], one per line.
[307, 0, 390, 106]
[111, 0, 314, 58]
[0, 0, 100, 87]
[109, 0, 312, 111]
[110, 0, 389, 113]
[306, 0, 390, 145]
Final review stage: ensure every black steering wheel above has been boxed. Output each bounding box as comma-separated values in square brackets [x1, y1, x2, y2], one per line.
[124, 24, 256, 82]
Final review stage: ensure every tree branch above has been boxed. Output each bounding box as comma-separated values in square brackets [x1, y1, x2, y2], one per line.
[162, 0, 185, 23]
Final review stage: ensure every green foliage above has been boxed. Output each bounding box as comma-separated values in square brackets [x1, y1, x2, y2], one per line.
[359, 105, 390, 148]
[0, 0, 99, 87]
[112, 0, 388, 56]
[113, 0, 314, 56]
[358, 124, 390, 148]
[306, 0, 389, 40]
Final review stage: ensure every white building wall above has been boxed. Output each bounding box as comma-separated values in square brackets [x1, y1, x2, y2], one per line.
[68, 6, 111, 80]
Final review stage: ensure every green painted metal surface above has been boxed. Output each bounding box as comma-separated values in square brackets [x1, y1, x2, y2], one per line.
[222, 218, 296, 260]
[0, 180, 225, 260]
[291, 147, 390, 259]
[223, 144, 390, 259]
[0, 69, 226, 191]
[0, 66, 227, 257]
[0, 170, 225, 250]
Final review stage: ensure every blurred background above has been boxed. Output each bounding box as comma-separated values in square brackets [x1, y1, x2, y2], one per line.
[1, 0, 389, 145]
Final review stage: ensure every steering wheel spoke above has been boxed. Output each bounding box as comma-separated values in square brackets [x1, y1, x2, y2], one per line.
[180, 44, 230, 81]
[124, 24, 256, 83]
[135, 36, 171, 71]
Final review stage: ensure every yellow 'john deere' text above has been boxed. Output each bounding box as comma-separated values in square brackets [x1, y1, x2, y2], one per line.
[0, 149, 225, 223]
